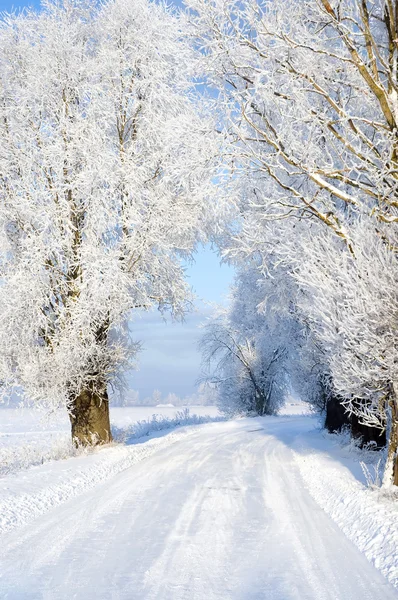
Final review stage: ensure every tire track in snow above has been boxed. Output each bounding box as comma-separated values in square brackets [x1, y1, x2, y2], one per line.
[0, 424, 213, 535]
[0, 419, 397, 600]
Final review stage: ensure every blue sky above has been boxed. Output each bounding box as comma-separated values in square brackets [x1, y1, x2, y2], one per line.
[0, 0, 186, 10]
[0, 0, 39, 9]
[130, 247, 234, 400]
[0, 0, 235, 400]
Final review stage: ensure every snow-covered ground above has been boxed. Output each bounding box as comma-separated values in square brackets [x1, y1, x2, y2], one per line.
[0, 404, 221, 445]
[279, 398, 312, 416]
[0, 405, 221, 477]
[292, 423, 398, 588]
[0, 409, 397, 599]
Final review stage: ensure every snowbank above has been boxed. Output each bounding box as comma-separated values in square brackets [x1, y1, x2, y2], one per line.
[0, 406, 221, 478]
[0, 434, 81, 477]
[292, 428, 398, 588]
[112, 408, 224, 443]
[0, 411, 223, 534]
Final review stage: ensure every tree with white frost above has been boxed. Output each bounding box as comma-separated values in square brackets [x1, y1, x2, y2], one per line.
[287, 215, 398, 483]
[189, 0, 398, 238]
[189, 0, 398, 485]
[0, 0, 221, 445]
[229, 210, 398, 483]
[200, 264, 297, 416]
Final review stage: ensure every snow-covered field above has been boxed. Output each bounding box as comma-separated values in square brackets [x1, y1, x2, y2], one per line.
[0, 409, 397, 599]
[0, 405, 221, 477]
[0, 404, 221, 443]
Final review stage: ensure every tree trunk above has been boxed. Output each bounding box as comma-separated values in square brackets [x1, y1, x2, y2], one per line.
[69, 384, 112, 446]
[350, 411, 386, 449]
[385, 398, 398, 486]
[254, 387, 269, 416]
[325, 394, 350, 433]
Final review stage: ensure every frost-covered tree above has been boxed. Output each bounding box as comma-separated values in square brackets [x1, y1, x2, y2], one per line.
[0, 0, 221, 444]
[230, 211, 398, 483]
[189, 0, 398, 238]
[189, 0, 398, 485]
[151, 390, 163, 406]
[200, 314, 271, 416]
[200, 264, 297, 416]
[163, 393, 180, 406]
[288, 215, 398, 483]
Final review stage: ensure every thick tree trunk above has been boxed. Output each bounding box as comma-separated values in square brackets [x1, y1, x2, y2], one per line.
[350, 412, 386, 449]
[325, 395, 386, 447]
[254, 387, 272, 416]
[254, 390, 264, 415]
[324, 394, 350, 433]
[69, 384, 112, 446]
[385, 398, 398, 486]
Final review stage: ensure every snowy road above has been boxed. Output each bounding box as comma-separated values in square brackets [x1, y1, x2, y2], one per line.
[0, 418, 397, 599]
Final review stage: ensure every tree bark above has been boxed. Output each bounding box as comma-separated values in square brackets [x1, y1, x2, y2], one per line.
[254, 390, 265, 415]
[386, 398, 398, 486]
[254, 386, 272, 416]
[69, 384, 112, 446]
[350, 411, 386, 449]
[324, 394, 350, 433]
